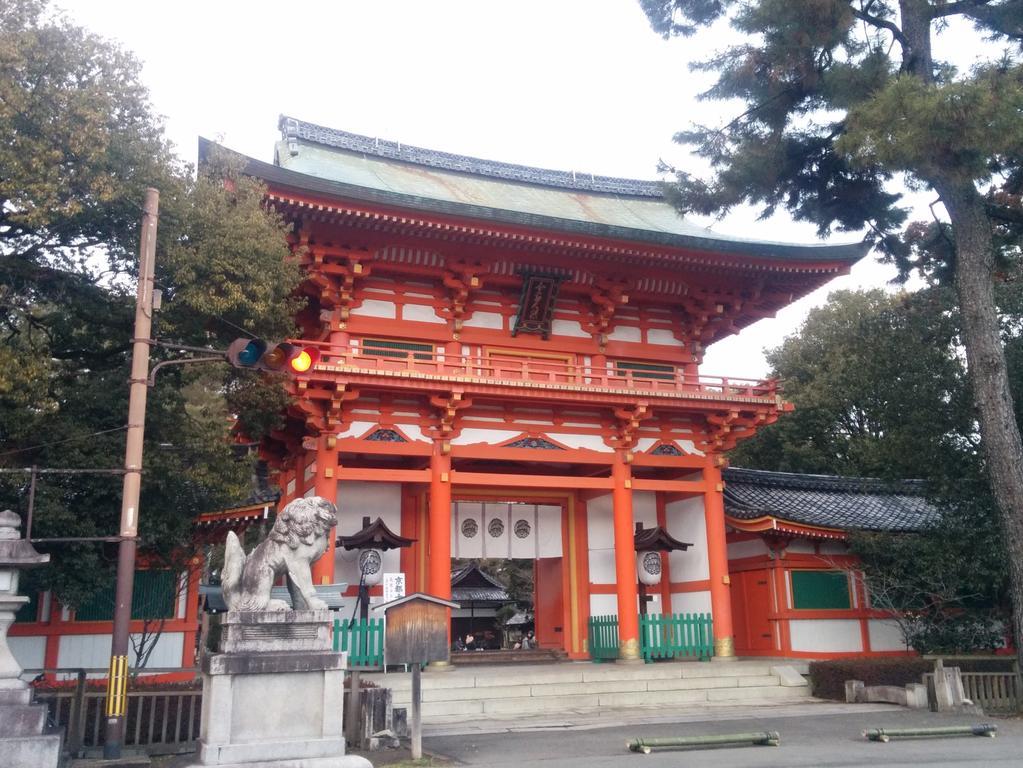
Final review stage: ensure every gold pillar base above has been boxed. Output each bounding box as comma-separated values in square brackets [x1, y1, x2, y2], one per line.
[713, 636, 736, 659]
[618, 637, 642, 663]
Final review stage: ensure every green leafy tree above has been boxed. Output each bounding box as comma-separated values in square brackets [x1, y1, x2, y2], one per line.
[0, 0, 300, 610]
[731, 288, 975, 483]
[642, 0, 1023, 666]
[732, 288, 1015, 651]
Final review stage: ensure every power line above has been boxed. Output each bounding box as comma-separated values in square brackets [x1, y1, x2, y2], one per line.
[0, 425, 128, 459]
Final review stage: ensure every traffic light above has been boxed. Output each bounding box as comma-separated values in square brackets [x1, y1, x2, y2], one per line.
[226, 339, 320, 374]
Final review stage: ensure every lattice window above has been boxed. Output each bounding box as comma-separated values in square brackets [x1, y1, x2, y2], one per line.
[361, 338, 434, 361]
[614, 360, 675, 381]
[790, 570, 851, 610]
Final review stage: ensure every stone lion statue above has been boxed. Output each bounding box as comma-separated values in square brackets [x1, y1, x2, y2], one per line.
[221, 496, 338, 612]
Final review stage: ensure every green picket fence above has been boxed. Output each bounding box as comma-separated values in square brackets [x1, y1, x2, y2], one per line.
[639, 612, 713, 661]
[588, 613, 714, 663]
[588, 614, 620, 662]
[333, 617, 385, 668]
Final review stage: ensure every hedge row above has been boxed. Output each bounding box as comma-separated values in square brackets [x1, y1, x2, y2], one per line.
[808, 658, 933, 701]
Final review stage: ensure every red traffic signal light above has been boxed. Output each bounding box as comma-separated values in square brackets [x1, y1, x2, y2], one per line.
[225, 339, 320, 374]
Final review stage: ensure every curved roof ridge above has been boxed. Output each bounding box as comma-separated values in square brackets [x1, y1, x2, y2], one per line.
[723, 466, 929, 495]
[279, 115, 664, 198]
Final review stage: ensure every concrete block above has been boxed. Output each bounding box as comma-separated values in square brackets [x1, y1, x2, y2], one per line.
[597, 688, 709, 708]
[581, 665, 681, 683]
[646, 676, 738, 691]
[906, 683, 929, 709]
[681, 663, 770, 678]
[475, 668, 585, 687]
[483, 694, 599, 714]
[530, 679, 648, 697]
[846, 679, 866, 703]
[770, 665, 808, 687]
[738, 675, 781, 687]
[0, 733, 62, 768]
[0, 703, 46, 737]
[707, 685, 808, 702]
[423, 683, 533, 702]
[420, 699, 484, 717]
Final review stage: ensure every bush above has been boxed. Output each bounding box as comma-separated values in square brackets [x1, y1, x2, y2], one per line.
[809, 658, 933, 700]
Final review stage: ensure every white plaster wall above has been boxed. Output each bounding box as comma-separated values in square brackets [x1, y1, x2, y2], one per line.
[462, 311, 503, 329]
[647, 328, 679, 346]
[551, 319, 589, 338]
[401, 303, 445, 323]
[607, 325, 641, 342]
[632, 491, 657, 530]
[350, 299, 396, 319]
[671, 590, 712, 616]
[586, 494, 615, 584]
[678, 439, 704, 456]
[789, 620, 863, 653]
[336, 421, 376, 439]
[335, 482, 403, 584]
[665, 497, 709, 582]
[590, 593, 619, 618]
[451, 428, 520, 446]
[785, 540, 816, 555]
[869, 619, 908, 652]
[9, 635, 45, 674]
[549, 433, 611, 452]
[728, 539, 770, 560]
[57, 631, 185, 678]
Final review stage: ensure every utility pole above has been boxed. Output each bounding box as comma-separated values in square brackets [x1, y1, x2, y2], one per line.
[103, 188, 159, 759]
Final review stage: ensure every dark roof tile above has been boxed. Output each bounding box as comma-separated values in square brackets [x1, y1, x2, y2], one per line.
[280, 115, 663, 197]
[723, 467, 939, 533]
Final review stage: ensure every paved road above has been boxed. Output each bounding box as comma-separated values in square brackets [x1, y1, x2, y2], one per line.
[425, 704, 1023, 767]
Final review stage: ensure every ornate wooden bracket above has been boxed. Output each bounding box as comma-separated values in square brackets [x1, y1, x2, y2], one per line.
[585, 278, 631, 352]
[604, 403, 650, 457]
[439, 259, 487, 340]
[297, 246, 373, 334]
[425, 391, 473, 452]
[288, 382, 360, 438]
[697, 408, 777, 453]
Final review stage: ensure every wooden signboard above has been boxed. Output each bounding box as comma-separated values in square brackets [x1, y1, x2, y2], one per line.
[373, 593, 459, 759]
[377, 593, 459, 665]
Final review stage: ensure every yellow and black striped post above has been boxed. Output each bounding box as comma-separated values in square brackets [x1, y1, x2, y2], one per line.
[105, 655, 129, 718]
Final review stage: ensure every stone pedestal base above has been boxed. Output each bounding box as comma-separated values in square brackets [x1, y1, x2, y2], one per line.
[187, 612, 370, 768]
[0, 685, 63, 768]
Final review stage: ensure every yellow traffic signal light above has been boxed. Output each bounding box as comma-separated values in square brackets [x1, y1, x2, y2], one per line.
[226, 339, 320, 374]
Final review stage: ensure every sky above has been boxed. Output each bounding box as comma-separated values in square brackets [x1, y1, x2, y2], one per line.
[58, 0, 923, 379]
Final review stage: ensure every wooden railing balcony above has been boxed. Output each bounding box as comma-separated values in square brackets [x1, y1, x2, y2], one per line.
[301, 341, 781, 405]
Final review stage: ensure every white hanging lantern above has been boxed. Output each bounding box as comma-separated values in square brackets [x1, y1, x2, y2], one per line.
[637, 551, 662, 586]
[358, 548, 384, 586]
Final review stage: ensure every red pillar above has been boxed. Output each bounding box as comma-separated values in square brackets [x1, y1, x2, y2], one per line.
[703, 460, 736, 658]
[311, 434, 339, 585]
[427, 444, 452, 600]
[611, 451, 641, 661]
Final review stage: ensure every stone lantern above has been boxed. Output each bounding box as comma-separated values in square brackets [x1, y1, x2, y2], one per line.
[0, 508, 60, 768]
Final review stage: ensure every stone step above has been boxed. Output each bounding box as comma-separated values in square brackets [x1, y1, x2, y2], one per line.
[416, 684, 812, 718]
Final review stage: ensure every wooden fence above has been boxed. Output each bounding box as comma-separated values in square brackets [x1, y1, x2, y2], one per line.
[588, 613, 713, 662]
[34, 674, 201, 756]
[960, 671, 1022, 713]
[333, 617, 385, 667]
